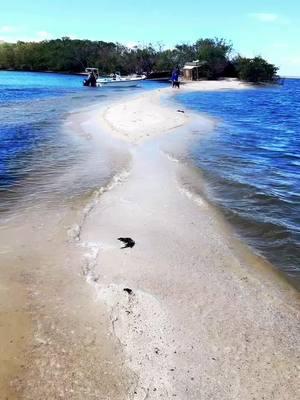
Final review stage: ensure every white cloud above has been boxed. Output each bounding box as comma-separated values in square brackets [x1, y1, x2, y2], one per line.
[0, 30, 54, 43]
[249, 13, 279, 22]
[66, 34, 78, 40]
[0, 25, 18, 33]
[36, 31, 52, 40]
[125, 41, 139, 49]
[249, 12, 290, 25]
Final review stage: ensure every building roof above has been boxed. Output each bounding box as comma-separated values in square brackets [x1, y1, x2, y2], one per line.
[183, 61, 207, 69]
[183, 65, 197, 70]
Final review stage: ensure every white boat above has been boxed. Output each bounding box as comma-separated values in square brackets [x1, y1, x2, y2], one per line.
[96, 72, 146, 87]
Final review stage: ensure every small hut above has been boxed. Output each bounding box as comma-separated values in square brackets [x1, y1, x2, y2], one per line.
[183, 60, 207, 80]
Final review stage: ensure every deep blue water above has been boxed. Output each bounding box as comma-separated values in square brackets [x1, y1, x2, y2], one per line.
[0, 71, 165, 214]
[177, 79, 300, 284]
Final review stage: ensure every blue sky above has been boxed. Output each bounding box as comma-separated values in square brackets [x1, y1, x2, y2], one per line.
[0, 0, 299, 75]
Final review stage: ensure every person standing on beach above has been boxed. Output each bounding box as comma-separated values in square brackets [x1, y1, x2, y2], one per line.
[90, 70, 97, 87]
[171, 67, 180, 88]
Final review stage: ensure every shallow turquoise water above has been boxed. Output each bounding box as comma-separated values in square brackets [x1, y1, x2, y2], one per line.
[177, 80, 300, 284]
[0, 71, 164, 214]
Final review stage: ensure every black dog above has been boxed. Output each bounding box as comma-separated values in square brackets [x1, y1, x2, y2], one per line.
[118, 237, 135, 249]
[172, 81, 180, 89]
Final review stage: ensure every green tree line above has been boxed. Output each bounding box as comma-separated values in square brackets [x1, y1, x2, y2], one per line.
[0, 37, 278, 82]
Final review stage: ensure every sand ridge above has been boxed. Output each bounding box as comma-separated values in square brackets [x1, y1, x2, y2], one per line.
[78, 81, 300, 399]
[101, 79, 250, 143]
[102, 89, 187, 143]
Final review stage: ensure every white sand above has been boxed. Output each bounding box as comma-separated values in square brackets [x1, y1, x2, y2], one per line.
[78, 81, 300, 399]
[101, 79, 250, 143]
[180, 78, 252, 91]
[102, 89, 187, 143]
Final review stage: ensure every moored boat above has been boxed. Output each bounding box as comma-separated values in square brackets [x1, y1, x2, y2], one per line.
[96, 72, 146, 87]
[83, 68, 146, 88]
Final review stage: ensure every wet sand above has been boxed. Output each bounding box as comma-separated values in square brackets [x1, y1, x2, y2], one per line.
[0, 205, 139, 399]
[1, 80, 299, 399]
[0, 254, 32, 398]
[80, 84, 300, 398]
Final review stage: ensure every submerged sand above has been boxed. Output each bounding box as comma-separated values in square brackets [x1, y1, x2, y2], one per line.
[1, 79, 299, 399]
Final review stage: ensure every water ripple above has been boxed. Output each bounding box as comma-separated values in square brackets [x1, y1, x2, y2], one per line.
[178, 79, 300, 284]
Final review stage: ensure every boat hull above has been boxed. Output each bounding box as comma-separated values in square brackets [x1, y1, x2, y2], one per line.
[96, 78, 145, 88]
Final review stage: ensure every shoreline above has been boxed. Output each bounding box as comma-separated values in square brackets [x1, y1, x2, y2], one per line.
[175, 159, 300, 291]
[1, 80, 299, 398]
